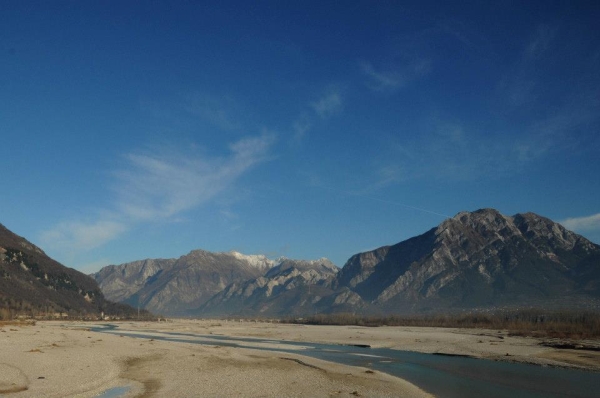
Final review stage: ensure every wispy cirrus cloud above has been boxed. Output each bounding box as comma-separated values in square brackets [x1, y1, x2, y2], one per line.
[361, 58, 430, 92]
[185, 94, 242, 131]
[498, 23, 558, 108]
[40, 134, 275, 265]
[289, 88, 342, 146]
[513, 106, 594, 162]
[357, 164, 405, 194]
[524, 24, 557, 61]
[361, 62, 405, 91]
[115, 133, 275, 221]
[560, 213, 600, 232]
[40, 220, 127, 254]
[437, 20, 498, 60]
[496, 23, 599, 163]
[311, 89, 343, 118]
[372, 93, 599, 187]
[291, 116, 311, 146]
[370, 121, 523, 185]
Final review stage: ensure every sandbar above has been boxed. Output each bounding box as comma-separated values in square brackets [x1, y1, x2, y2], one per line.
[1, 319, 598, 397]
[0, 320, 430, 397]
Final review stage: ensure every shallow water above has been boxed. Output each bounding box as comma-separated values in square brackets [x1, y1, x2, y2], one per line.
[94, 386, 130, 398]
[92, 324, 600, 398]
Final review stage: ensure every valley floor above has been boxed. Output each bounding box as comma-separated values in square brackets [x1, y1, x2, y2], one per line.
[1, 319, 598, 397]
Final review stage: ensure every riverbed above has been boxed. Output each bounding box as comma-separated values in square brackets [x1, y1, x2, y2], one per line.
[1, 320, 599, 397]
[92, 323, 600, 398]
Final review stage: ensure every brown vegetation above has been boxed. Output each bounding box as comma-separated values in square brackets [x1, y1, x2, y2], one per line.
[0, 297, 156, 321]
[0, 319, 35, 327]
[288, 310, 600, 340]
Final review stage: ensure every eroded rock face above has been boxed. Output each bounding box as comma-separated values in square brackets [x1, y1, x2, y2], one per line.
[198, 258, 342, 317]
[335, 248, 390, 289]
[93, 258, 175, 303]
[93, 250, 277, 316]
[334, 209, 600, 313]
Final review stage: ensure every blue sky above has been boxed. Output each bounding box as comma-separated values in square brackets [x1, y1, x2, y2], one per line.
[1, 1, 599, 272]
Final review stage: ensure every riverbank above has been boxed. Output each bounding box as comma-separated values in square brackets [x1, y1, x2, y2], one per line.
[188, 319, 600, 371]
[0, 321, 431, 397]
[2, 319, 599, 397]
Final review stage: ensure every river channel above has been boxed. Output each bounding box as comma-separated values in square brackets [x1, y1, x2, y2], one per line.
[91, 324, 599, 398]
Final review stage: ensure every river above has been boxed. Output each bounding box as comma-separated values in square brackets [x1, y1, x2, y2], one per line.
[92, 324, 599, 398]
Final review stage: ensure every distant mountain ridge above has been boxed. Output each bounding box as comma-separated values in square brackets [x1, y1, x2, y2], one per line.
[94, 209, 600, 316]
[0, 223, 138, 318]
[94, 250, 285, 315]
[198, 258, 342, 317]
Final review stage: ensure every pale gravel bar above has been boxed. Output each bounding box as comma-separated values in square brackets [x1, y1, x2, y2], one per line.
[0, 320, 432, 397]
[2, 319, 599, 397]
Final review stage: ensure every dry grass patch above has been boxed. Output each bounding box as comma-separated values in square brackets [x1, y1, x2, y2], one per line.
[291, 310, 600, 340]
[0, 320, 35, 327]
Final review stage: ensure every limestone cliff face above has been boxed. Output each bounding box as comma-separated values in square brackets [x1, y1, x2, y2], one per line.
[93, 250, 275, 315]
[334, 209, 600, 313]
[93, 258, 175, 303]
[198, 258, 344, 317]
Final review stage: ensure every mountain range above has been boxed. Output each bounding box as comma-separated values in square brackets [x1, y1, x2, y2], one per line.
[94, 209, 600, 317]
[93, 250, 274, 315]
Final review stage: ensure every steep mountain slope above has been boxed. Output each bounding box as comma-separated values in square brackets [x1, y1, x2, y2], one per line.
[335, 209, 600, 313]
[0, 223, 137, 318]
[93, 250, 275, 315]
[93, 258, 176, 304]
[197, 258, 354, 316]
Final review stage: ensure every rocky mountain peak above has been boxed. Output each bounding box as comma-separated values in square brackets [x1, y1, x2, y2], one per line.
[94, 249, 280, 315]
[442, 208, 516, 237]
[266, 257, 338, 278]
[228, 251, 276, 270]
[198, 257, 341, 316]
[512, 212, 588, 252]
[453, 207, 504, 221]
[331, 208, 600, 312]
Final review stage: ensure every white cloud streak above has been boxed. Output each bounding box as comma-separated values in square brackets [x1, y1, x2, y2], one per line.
[373, 122, 523, 184]
[524, 24, 556, 61]
[311, 90, 343, 118]
[354, 164, 406, 194]
[40, 220, 127, 254]
[40, 134, 275, 261]
[361, 62, 406, 91]
[499, 24, 558, 108]
[496, 23, 599, 165]
[292, 118, 311, 144]
[186, 94, 241, 131]
[288, 89, 341, 145]
[560, 213, 600, 232]
[361, 59, 430, 92]
[116, 134, 275, 221]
